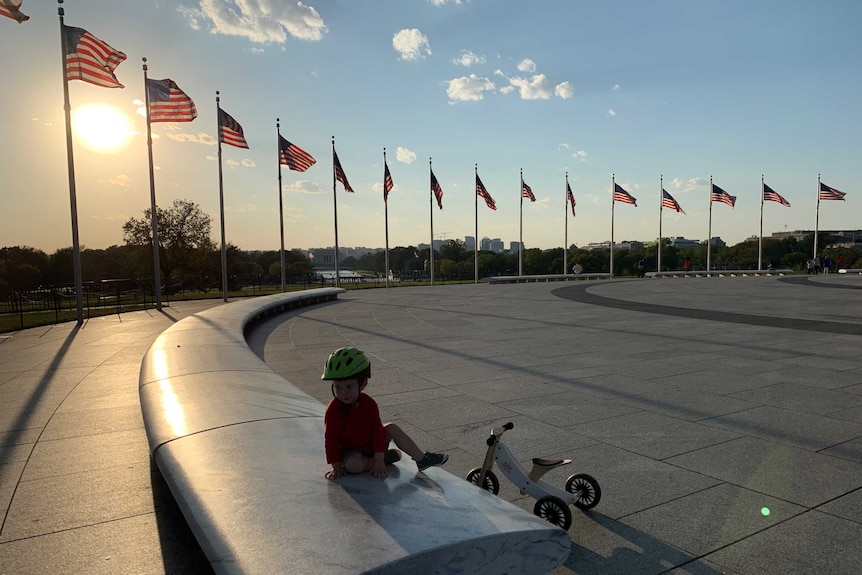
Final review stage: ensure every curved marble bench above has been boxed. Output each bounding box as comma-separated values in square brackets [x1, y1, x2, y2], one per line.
[139, 288, 571, 575]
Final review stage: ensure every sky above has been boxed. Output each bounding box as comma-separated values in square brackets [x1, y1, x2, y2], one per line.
[2, 0, 860, 256]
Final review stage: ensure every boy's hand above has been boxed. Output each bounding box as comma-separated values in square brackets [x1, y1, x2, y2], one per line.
[371, 452, 387, 478]
[325, 462, 344, 480]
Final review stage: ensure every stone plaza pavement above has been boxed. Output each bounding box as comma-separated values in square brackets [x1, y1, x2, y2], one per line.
[0, 301, 217, 575]
[251, 275, 862, 575]
[0, 275, 860, 574]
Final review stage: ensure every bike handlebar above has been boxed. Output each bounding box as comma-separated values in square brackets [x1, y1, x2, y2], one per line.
[488, 421, 515, 445]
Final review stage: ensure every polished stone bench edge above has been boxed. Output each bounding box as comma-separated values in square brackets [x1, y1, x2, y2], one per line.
[138, 287, 572, 575]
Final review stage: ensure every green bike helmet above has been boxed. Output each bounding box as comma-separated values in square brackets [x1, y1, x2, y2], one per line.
[321, 347, 371, 380]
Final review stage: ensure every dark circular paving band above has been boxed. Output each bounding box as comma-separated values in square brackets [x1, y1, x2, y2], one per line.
[778, 275, 862, 290]
[552, 282, 862, 336]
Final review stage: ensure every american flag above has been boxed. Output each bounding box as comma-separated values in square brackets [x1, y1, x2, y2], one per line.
[476, 174, 496, 210]
[63, 25, 126, 88]
[613, 183, 637, 206]
[218, 107, 249, 149]
[384, 161, 394, 202]
[711, 184, 736, 207]
[431, 169, 443, 210]
[279, 135, 315, 172]
[0, 0, 29, 23]
[566, 181, 576, 217]
[522, 180, 536, 202]
[146, 79, 197, 122]
[819, 181, 847, 201]
[662, 189, 686, 214]
[334, 149, 353, 193]
[763, 183, 790, 207]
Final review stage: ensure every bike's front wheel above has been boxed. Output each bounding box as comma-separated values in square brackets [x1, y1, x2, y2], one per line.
[534, 496, 572, 530]
[466, 467, 500, 494]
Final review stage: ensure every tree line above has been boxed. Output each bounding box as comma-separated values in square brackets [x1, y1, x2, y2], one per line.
[2, 198, 859, 299]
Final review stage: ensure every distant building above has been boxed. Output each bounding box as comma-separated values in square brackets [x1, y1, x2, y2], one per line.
[464, 236, 476, 251]
[307, 246, 381, 269]
[490, 238, 504, 252]
[617, 241, 644, 250]
[771, 229, 861, 246]
[671, 237, 699, 249]
[584, 241, 611, 251]
[510, 241, 524, 252]
[417, 239, 446, 252]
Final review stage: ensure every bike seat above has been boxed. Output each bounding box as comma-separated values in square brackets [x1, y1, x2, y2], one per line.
[532, 457, 571, 467]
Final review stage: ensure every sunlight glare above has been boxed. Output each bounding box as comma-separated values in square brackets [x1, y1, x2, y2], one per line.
[73, 104, 134, 153]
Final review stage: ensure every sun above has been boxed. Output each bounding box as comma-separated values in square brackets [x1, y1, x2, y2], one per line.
[73, 104, 134, 153]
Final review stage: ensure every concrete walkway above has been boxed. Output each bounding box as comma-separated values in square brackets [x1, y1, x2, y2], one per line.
[1, 275, 861, 574]
[0, 301, 219, 575]
[250, 275, 862, 575]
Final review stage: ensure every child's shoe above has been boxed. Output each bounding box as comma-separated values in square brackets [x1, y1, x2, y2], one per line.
[416, 451, 448, 471]
[384, 449, 402, 465]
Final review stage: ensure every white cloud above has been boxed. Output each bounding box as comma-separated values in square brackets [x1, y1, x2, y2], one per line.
[283, 180, 325, 194]
[446, 74, 495, 101]
[613, 83, 620, 90]
[573, 150, 587, 161]
[517, 58, 536, 73]
[672, 177, 708, 192]
[495, 68, 571, 100]
[396, 147, 416, 163]
[226, 159, 240, 167]
[452, 50, 485, 67]
[393, 28, 431, 61]
[429, 0, 462, 5]
[555, 81, 574, 99]
[241, 159, 256, 167]
[181, 0, 327, 43]
[607, 108, 617, 116]
[166, 132, 217, 145]
[508, 74, 554, 100]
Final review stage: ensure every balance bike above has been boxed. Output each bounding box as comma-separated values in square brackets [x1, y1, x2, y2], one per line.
[465, 421, 601, 530]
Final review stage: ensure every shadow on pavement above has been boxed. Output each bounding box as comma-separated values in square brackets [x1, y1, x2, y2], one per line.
[149, 459, 214, 574]
[562, 513, 726, 575]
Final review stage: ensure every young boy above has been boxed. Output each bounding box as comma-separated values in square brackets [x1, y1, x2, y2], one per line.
[321, 346, 448, 479]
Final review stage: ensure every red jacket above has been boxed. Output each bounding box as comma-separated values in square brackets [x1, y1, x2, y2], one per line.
[324, 393, 387, 464]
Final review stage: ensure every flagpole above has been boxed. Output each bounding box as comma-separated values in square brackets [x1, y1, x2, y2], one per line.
[216, 92, 228, 302]
[474, 164, 479, 284]
[658, 175, 663, 274]
[519, 169, 524, 276]
[384, 148, 390, 289]
[429, 157, 435, 286]
[142, 58, 163, 310]
[758, 175, 764, 271]
[610, 174, 615, 277]
[563, 172, 569, 275]
[277, 119, 286, 292]
[332, 137, 340, 288]
[58, 2, 84, 324]
[707, 176, 713, 272]
[814, 174, 821, 259]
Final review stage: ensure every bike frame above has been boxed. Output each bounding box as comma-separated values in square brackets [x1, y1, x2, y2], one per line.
[478, 424, 579, 506]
